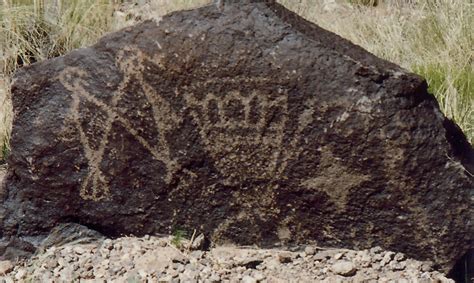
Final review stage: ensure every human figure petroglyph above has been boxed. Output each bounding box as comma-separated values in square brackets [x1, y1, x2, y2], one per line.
[59, 47, 180, 201]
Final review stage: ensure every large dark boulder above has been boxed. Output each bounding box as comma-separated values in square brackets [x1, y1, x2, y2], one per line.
[1, 0, 472, 272]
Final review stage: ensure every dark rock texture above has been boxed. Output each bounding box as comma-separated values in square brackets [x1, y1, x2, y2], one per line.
[1, 0, 472, 272]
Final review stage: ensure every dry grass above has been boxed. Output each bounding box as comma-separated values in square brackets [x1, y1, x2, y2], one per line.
[0, 75, 11, 160]
[0, 0, 472, 161]
[115, 0, 209, 28]
[0, 0, 119, 161]
[279, 0, 473, 144]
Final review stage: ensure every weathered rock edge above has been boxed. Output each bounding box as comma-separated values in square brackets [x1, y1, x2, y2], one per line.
[1, 0, 472, 273]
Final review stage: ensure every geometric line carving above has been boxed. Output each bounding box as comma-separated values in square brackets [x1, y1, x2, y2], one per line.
[59, 47, 179, 201]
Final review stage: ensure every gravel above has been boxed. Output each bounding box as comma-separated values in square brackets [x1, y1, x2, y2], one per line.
[0, 235, 453, 282]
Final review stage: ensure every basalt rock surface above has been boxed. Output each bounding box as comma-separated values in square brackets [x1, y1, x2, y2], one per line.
[2, 0, 472, 273]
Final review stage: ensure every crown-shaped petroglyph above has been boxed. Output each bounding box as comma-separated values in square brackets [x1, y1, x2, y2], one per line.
[59, 47, 180, 201]
[184, 88, 317, 185]
[184, 89, 288, 139]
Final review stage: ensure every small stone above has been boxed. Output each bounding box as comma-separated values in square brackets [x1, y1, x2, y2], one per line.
[157, 240, 168, 247]
[419, 273, 434, 283]
[434, 274, 454, 283]
[176, 264, 185, 273]
[372, 253, 383, 263]
[304, 246, 316, 256]
[389, 261, 405, 271]
[190, 233, 207, 251]
[73, 246, 87, 255]
[201, 266, 212, 274]
[14, 269, 27, 280]
[171, 254, 189, 264]
[160, 275, 173, 282]
[394, 252, 406, 262]
[238, 258, 264, 269]
[102, 240, 113, 251]
[44, 258, 58, 269]
[278, 252, 293, 263]
[346, 250, 357, 259]
[421, 262, 433, 272]
[184, 263, 197, 272]
[241, 275, 257, 283]
[370, 246, 383, 254]
[180, 269, 198, 281]
[356, 250, 372, 267]
[208, 274, 221, 282]
[0, 260, 14, 274]
[63, 246, 73, 254]
[113, 243, 122, 251]
[253, 271, 266, 281]
[334, 252, 344, 260]
[95, 268, 108, 278]
[137, 269, 147, 277]
[331, 260, 357, 277]
[380, 252, 395, 267]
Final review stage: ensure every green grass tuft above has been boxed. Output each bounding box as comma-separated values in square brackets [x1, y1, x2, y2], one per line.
[0, 139, 9, 164]
[171, 228, 187, 247]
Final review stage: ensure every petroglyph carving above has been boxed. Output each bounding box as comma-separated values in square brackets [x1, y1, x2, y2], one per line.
[301, 148, 369, 211]
[184, 88, 321, 185]
[59, 47, 180, 201]
[6, 2, 472, 272]
[59, 43, 336, 198]
[184, 89, 288, 185]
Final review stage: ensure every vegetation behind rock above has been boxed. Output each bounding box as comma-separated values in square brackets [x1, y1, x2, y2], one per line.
[0, 0, 472, 157]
